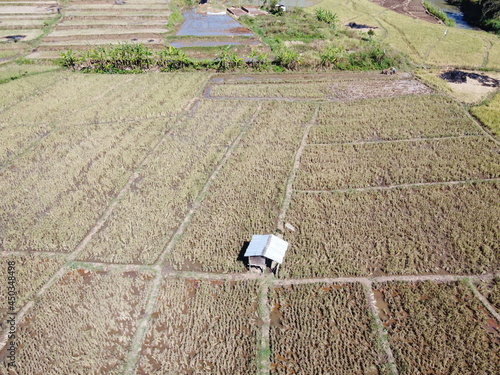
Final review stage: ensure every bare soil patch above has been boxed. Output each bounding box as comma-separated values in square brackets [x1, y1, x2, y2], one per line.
[371, 0, 439, 23]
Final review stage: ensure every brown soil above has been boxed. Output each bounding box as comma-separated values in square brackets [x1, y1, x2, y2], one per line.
[371, 0, 440, 23]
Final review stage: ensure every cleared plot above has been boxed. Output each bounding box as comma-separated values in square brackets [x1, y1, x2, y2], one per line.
[310, 95, 480, 143]
[137, 278, 259, 375]
[0, 70, 65, 111]
[0, 28, 42, 41]
[167, 102, 316, 273]
[374, 281, 499, 374]
[78, 100, 260, 265]
[0, 268, 154, 375]
[282, 181, 500, 278]
[0, 120, 165, 252]
[209, 77, 431, 100]
[476, 277, 500, 312]
[270, 283, 388, 375]
[296, 137, 500, 190]
[0, 254, 64, 325]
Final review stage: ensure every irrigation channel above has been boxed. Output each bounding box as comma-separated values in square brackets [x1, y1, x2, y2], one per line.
[427, 0, 478, 29]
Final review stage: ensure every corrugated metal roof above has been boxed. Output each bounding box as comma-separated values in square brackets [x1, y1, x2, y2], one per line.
[244, 234, 289, 264]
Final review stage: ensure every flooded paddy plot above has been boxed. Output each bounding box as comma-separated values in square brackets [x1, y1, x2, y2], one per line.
[177, 9, 253, 37]
[137, 278, 259, 374]
[269, 283, 389, 375]
[374, 281, 499, 374]
[0, 268, 155, 375]
[282, 181, 500, 278]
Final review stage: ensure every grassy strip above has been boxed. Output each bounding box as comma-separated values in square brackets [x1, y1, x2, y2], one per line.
[471, 92, 500, 136]
[423, 1, 456, 27]
[374, 281, 499, 374]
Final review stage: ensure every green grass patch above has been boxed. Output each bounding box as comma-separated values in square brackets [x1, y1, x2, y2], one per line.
[471, 92, 500, 136]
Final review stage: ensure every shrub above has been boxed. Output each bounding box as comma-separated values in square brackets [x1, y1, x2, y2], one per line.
[315, 8, 338, 26]
[274, 47, 300, 70]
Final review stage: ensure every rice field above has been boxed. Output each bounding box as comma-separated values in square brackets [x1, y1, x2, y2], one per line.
[0, 72, 498, 374]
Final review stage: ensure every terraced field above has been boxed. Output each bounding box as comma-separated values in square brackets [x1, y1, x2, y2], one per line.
[0, 72, 498, 374]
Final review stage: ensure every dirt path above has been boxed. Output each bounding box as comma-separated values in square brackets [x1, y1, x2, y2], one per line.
[277, 105, 319, 233]
[362, 279, 399, 375]
[307, 134, 485, 146]
[295, 177, 500, 194]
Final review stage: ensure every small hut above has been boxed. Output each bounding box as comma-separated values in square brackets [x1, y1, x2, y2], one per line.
[244, 234, 289, 275]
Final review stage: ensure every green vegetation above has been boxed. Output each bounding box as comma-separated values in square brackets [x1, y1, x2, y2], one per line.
[423, 1, 456, 27]
[375, 281, 500, 374]
[138, 278, 259, 374]
[240, 7, 405, 70]
[310, 0, 500, 68]
[270, 283, 389, 374]
[471, 92, 500, 135]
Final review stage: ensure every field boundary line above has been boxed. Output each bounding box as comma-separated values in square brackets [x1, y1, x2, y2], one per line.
[306, 134, 486, 146]
[0, 251, 66, 257]
[153, 103, 264, 266]
[466, 110, 500, 146]
[466, 279, 500, 323]
[277, 105, 319, 233]
[295, 177, 500, 193]
[0, 264, 70, 351]
[274, 273, 498, 286]
[123, 269, 163, 375]
[257, 277, 273, 375]
[361, 279, 399, 375]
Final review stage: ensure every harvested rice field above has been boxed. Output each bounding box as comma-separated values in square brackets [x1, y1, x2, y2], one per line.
[0, 72, 498, 374]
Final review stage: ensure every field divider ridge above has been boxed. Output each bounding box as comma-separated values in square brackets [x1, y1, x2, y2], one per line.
[465, 279, 500, 323]
[257, 277, 273, 375]
[306, 134, 486, 146]
[277, 105, 319, 234]
[294, 177, 500, 194]
[122, 268, 163, 375]
[361, 279, 399, 375]
[153, 103, 264, 266]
